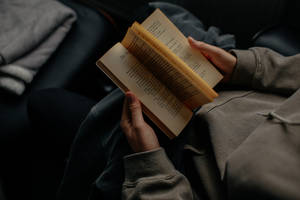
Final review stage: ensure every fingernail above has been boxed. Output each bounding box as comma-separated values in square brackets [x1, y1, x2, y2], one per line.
[126, 93, 134, 104]
[188, 36, 196, 43]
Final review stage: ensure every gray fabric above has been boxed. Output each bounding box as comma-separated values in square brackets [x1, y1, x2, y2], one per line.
[195, 90, 286, 176]
[192, 48, 300, 175]
[192, 48, 300, 199]
[149, 2, 236, 50]
[226, 89, 300, 199]
[0, 0, 77, 95]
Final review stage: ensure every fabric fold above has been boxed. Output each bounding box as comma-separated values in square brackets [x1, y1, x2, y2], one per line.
[0, 0, 77, 95]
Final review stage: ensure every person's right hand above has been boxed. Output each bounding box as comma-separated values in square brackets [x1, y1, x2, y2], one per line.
[121, 91, 160, 153]
[188, 36, 237, 83]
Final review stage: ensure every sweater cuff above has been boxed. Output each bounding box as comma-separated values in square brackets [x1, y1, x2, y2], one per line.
[123, 148, 175, 182]
[229, 49, 257, 86]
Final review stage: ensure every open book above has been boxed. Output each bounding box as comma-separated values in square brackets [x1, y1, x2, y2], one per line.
[96, 9, 223, 139]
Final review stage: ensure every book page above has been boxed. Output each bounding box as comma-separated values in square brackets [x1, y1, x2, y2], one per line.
[122, 23, 218, 109]
[98, 43, 193, 138]
[122, 28, 205, 105]
[142, 9, 223, 88]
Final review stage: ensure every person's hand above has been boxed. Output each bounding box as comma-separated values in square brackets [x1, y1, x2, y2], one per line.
[188, 36, 237, 82]
[121, 91, 160, 153]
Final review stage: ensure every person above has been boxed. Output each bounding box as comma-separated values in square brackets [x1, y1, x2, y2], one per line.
[28, 37, 300, 200]
[120, 37, 300, 199]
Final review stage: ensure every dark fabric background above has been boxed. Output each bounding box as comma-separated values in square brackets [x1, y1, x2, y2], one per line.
[78, 0, 287, 48]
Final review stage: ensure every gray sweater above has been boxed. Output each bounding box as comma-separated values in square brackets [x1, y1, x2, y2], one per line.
[122, 48, 300, 200]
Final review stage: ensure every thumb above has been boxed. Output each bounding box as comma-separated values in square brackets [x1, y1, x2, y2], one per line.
[126, 92, 144, 127]
[188, 36, 221, 58]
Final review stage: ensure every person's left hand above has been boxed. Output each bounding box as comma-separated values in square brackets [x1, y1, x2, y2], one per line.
[121, 91, 160, 153]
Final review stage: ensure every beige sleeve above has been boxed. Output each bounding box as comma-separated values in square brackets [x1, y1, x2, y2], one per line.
[122, 148, 193, 200]
[230, 47, 300, 95]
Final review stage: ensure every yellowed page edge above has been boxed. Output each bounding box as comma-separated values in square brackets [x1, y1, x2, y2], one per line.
[131, 22, 218, 99]
[121, 27, 212, 109]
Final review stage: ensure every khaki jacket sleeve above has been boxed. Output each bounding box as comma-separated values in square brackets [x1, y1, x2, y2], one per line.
[230, 47, 300, 95]
[122, 148, 193, 200]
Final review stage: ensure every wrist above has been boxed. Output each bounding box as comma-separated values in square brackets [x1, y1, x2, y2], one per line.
[123, 148, 175, 182]
[229, 49, 256, 85]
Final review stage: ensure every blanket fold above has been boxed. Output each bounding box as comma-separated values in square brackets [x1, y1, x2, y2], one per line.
[0, 0, 77, 95]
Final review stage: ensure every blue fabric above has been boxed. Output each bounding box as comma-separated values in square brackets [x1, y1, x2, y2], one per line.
[57, 89, 128, 200]
[149, 2, 236, 50]
[58, 89, 191, 199]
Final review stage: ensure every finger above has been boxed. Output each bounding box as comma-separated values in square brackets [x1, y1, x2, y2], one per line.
[121, 95, 131, 134]
[126, 92, 144, 128]
[188, 36, 222, 58]
[121, 96, 129, 122]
